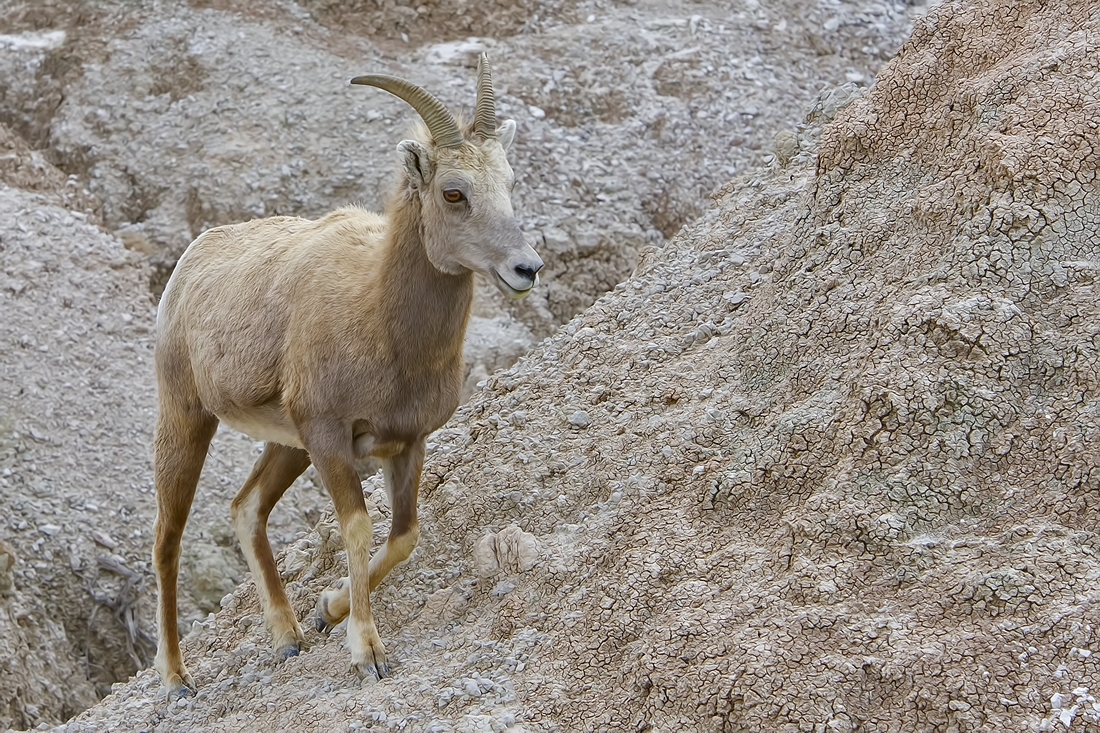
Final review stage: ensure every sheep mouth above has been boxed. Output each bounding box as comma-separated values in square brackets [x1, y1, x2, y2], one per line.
[494, 271, 536, 300]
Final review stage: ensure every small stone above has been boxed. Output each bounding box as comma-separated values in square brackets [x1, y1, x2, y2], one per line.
[723, 291, 750, 308]
[0, 540, 16, 595]
[491, 579, 516, 596]
[92, 531, 117, 549]
[774, 130, 799, 166]
[568, 410, 590, 428]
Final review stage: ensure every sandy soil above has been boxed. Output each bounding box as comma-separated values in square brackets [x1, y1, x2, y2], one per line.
[0, 0, 935, 728]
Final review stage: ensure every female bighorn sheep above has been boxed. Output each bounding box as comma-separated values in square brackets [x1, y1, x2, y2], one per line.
[152, 55, 542, 696]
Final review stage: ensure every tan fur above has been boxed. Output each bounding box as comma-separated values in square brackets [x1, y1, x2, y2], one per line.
[151, 115, 541, 695]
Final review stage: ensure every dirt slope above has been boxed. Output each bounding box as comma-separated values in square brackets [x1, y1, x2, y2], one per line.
[45, 0, 1100, 730]
[0, 121, 334, 728]
[0, 0, 926, 726]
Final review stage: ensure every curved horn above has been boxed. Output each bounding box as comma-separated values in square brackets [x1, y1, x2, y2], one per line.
[350, 74, 465, 148]
[474, 53, 497, 139]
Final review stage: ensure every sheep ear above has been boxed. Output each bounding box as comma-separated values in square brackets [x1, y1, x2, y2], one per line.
[397, 140, 433, 186]
[496, 120, 516, 151]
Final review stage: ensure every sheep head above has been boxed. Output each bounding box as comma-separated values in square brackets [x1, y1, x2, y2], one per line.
[352, 54, 543, 299]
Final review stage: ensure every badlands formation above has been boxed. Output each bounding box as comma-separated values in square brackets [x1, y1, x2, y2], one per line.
[0, 0, 919, 726]
[3, 0, 1100, 730]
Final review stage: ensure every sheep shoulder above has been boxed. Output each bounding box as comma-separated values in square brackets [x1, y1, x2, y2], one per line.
[156, 206, 395, 435]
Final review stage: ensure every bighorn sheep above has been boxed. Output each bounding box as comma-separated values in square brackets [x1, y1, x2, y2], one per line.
[151, 55, 542, 696]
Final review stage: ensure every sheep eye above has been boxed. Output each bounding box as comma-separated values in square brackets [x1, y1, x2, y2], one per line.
[443, 189, 466, 204]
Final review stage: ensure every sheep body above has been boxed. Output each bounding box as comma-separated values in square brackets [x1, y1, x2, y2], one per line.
[150, 56, 542, 696]
[158, 205, 466, 451]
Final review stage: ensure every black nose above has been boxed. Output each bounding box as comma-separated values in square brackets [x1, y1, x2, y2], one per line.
[515, 264, 542, 282]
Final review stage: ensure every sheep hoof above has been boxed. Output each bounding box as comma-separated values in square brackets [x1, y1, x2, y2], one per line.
[280, 644, 300, 661]
[354, 657, 390, 681]
[315, 588, 347, 633]
[169, 678, 196, 700]
[351, 628, 390, 681]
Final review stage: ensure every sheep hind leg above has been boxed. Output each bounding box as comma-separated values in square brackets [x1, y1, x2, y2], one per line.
[152, 401, 218, 698]
[317, 440, 423, 633]
[230, 442, 311, 660]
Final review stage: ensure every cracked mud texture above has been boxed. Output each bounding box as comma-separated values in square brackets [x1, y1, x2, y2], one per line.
[36, 0, 1100, 730]
[0, 0, 927, 727]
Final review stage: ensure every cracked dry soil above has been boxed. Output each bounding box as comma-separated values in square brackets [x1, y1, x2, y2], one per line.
[7, 0, 1100, 730]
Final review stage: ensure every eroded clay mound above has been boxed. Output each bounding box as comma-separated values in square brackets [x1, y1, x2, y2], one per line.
[0, 0, 922, 722]
[0, 138, 331, 729]
[54, 0, 1099, 730]
[0, 0, 917, 338]
[294, 0, 592, 42]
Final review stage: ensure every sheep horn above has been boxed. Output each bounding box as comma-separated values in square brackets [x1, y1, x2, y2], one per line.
[350, 74, 465, 149]
[474, 53, 498, 139]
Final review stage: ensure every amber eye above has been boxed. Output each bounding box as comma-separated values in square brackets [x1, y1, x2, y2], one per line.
[443, 189, 466, 204]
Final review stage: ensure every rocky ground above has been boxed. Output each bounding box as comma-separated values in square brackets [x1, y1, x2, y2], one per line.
[31, 0, 1100, 728]
[0, 0, 920, 330]
[0, 0, 944, 728]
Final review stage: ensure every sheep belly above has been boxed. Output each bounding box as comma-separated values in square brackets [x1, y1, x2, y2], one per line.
[218, 405, 304, 450]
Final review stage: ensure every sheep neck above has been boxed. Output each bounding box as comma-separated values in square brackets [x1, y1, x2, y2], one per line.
[378, 191, 474, 365]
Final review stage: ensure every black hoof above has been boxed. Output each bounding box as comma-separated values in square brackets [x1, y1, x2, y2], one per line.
[355, 656, 391, 681]
[280, 645, 300, 661]
[315, 611, 333, 634]
[171, 684, 196, 700]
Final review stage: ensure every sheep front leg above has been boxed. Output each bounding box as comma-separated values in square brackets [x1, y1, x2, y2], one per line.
[303, 426, 388, 679]
[317, 439, 424, 633]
